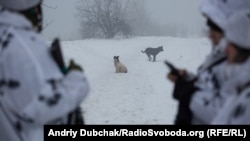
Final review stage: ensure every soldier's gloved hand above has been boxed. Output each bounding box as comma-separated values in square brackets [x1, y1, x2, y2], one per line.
[167, 69, 186, 83]
[67, 59, 83, 73]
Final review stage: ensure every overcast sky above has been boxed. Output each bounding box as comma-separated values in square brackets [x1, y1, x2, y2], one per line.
[145, 0, 205, 26]
[42, 0, 206, 41]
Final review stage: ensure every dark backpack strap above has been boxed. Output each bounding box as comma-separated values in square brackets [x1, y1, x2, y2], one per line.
[207, 57, 226, 71]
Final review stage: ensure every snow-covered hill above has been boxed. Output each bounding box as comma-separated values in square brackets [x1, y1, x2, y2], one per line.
[60, 36, 211, 124]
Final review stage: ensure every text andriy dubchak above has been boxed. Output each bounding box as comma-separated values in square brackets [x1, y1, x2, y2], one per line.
[47, 128, 205, 138]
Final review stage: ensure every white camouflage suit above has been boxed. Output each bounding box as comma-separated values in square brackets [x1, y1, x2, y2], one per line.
[212, 9, 250, 124]
[189, 40, 227, 124]
[0, 9, 90, 141]
[188, 0, 250, 124]
[190, 53, 250, 124]
[212, 59, 250, 124]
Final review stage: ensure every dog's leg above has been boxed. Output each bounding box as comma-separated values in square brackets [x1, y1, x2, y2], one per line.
[147, 54, 151, 61]
[153, 55, 156, 62]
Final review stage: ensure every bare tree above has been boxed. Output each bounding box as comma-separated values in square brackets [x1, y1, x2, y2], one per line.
[76, 0, 133, 39]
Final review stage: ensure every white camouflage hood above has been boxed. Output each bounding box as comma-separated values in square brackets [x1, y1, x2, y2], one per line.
[0, 10, 32, 29]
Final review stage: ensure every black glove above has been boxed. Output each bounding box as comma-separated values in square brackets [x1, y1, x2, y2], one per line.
[67, 59, 83, 72]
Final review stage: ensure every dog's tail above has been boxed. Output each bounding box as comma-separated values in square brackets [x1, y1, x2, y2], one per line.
[141, 50, 145, 53]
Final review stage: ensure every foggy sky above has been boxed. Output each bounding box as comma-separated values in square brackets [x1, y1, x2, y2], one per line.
[145, 0, 205, 29]
[42, 0, 206, 41]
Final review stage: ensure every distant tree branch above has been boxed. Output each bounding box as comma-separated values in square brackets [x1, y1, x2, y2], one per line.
[42, 3, 58, 9]
[42, 20, 54, 31]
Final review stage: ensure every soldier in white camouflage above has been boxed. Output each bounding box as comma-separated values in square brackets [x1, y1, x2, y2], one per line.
[0, 0, 90, 141]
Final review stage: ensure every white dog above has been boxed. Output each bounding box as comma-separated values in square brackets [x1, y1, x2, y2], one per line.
[114, 56, 127, 73]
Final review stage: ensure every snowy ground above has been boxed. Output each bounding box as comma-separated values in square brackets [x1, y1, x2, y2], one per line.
[60, 36, 211, 125]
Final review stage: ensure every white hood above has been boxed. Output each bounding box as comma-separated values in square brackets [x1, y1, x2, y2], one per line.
[0, 10, 32, 29]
